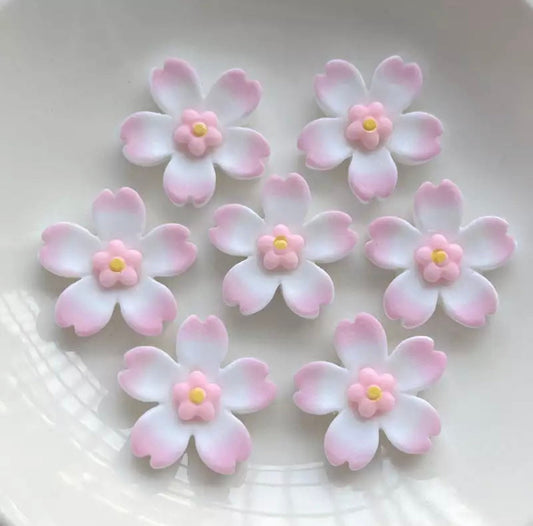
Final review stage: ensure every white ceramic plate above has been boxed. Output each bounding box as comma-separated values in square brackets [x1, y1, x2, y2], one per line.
[1, 0, 532, 524]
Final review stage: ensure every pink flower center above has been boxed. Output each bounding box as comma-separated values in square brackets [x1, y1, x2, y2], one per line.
[92, 239, 142, 288]
[257, 224, 305, 271]
[172, 371, 221, 422]
[414, 234, 463, 284]
[173, 108, 223, 157]
[344, 102, 393, 151]
[347, 367, 396, 419]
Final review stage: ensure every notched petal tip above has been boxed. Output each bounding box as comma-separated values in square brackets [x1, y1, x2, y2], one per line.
[150, 57, 196, 87]
[222, 68, 263, 97]
[180, 314, 229, 346]
[264, 172, 311, 202]
[93, 186, 146, 216]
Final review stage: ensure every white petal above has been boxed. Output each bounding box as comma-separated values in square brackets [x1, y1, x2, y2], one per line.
[293, 362, 349, 415]
[314, 59, 367, 117]
[348, 148, 398, 203]
[141, 224, 197, 277]
[324, 409, 379, 470]
[223, 257, 281, 315]
[261, 173, 310, 228]
[209, 204, 265, 256]
[204, 69, 262, 126]
[130, 404, 191, 469]
[458, 217, 516, 271]
[334, 313, 388, 371]
[384, 269, 439, 329]
[175, 315, 228, 378]
[386, 337, 446, 394]
[150, 58, 202, 117]
[413, 180, 463, 236]
[92, 187, 145, 246]
[380, 394, 440, 454]
[193, 410, 252, 474]
[163, 152, 216, 207]
[281, 260, 333, 319]
[368, 56, 422, 116]
[303, 211, 357, 263]
[298, 118, 353, 170]
[212, 127, 269, 179]
[219, 358, 276, 414]
[118, 346, 184, 403]
[55, 276, 117, 336]
[387, 111, 443, 165]
[118, 277, 177, 336]
[120, 112, 175, 166]
[365, 217, 422, 269]
[440, 269, 498, 327]
[40, 223, 101, 278]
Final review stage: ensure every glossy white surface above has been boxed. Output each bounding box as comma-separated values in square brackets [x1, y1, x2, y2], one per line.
[0, 0, 532, 524]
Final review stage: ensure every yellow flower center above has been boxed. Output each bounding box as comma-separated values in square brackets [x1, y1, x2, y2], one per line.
[362, 117, 377, 132]
[273, 235, 288, 250]
[188, 387, 206, 404]
[366, 385, 382, 401]
[108, 257, 126, 273]
[192, 122, 208, 137]
[431, 249, 448, 265]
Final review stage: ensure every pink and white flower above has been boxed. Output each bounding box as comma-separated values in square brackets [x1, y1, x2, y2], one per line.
[294, 313, 446, 471]
[209, 173, 358, 318]
[120, 58, 270, 207]
[39, 187, 197, 336]
[366, 180, 516, 328]
[118, 315, 276, 474]
[298, 56, 443, 203]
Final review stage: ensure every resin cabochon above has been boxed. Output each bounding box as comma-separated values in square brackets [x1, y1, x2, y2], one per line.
[0, 0, 532, 525]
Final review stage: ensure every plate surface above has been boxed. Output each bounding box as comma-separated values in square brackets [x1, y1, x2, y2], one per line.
[0, 0, 532, 524]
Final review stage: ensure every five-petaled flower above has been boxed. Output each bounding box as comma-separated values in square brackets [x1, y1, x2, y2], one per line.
[39, 187, 197, 336]
[294, 313, 446, 470]
[209, 173, 358, 318]
[366, 180, 516, 328]
[298, 56, 443, 203]
[118, 315, 276, 474]
[120, 58, 270, 207]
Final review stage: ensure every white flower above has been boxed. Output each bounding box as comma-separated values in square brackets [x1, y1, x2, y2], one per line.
[119, 315, 276, 474]
[210, 173, 357, 318]
[121, 58, 270, 207]
[298, 56, 443, 202]
[39, 187, 196, 336]
[294, 313, 446, 470]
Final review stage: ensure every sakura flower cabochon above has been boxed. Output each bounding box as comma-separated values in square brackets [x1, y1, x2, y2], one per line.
[120, 58, 270, 207]
[298, 56, 443, 203]
[39, 187, 197, 336]
[366, 180, 516, 328]
[209, 172, 358, 318]
[294, 313, 446, 471]
[118, 315, 276, 474]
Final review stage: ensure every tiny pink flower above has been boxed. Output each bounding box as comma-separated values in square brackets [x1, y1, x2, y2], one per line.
[257, 224, 305, 271]
[414, 234, 463, 283]
[39, 187, 197, 336]
[366, 180, 516, 328]
[92, 239, 142, 288]
[118, 315, 276, 474]
[172, 370, 221, 422]
[294, 313, 446, 471]
[209, 173, 358, 318]
[120, 58, 270, 207]
[173, 109, 223, 157]
[345, 102, 393, 150]
[347, 367, 396, 418]
[298, 56, 443, 203]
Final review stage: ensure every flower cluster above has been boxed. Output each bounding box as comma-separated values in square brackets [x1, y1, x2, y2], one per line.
[37, 56, 517, 475]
